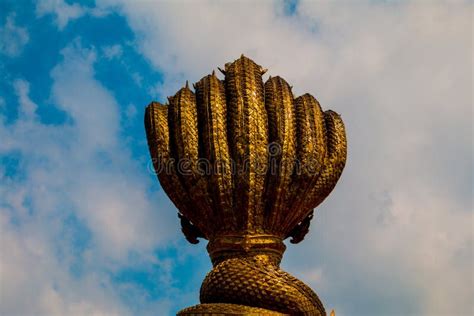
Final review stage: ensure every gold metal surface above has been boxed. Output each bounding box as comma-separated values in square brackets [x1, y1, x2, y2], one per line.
[144, 55, 347, 315]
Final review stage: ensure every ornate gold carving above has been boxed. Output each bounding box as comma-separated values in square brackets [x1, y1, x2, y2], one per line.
[145, 55, 347, 315]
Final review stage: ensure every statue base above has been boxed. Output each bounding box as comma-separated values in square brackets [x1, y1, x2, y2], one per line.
[177, 303, 287, 315]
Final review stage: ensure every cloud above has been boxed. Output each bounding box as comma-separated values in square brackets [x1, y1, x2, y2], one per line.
[13, 79, 37, 119]
[0, 39, 179, 314]
[0, 14, 29, 57]
[0, 211, 128, 316]
[36, 0, 86, 30]
[125, 103, 137, 120]
[103, 44, 123, 60]
[94, 0, 473, 314]
[36, 0, 110, 30]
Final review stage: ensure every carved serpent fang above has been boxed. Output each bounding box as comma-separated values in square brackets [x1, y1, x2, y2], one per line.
[145, 55, 347, 315]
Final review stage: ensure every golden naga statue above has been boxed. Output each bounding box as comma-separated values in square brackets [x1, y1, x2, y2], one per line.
[144, 55, 347, 315]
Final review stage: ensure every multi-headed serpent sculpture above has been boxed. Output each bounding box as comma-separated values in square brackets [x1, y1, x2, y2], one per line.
[145, 55, 347, 315]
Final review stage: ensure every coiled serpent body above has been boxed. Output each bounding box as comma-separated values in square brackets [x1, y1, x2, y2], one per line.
[198, 257, 325, 315]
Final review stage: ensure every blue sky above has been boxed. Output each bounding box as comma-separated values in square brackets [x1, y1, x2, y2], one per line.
[0, 1, 472, 315]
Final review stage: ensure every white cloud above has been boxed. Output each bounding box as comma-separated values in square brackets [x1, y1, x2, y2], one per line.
[103, 44, 123, 60]
[94, 0, 473, 314]
[125, 103, 137, 120]
[13, 79, 37, 120]
[0, 14, 29, 57]
[0, 212, 128, 316]
[36, 0, 86, 30]
[131, 72, 143, 86]
[0, 39, 179, 314]
[36, 0, 110, 30]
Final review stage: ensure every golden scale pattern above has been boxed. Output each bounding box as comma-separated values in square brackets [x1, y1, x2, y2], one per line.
[144, 56, 347, 315]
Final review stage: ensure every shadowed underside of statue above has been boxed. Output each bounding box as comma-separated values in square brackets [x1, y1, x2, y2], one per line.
[144, 55, 347, 315]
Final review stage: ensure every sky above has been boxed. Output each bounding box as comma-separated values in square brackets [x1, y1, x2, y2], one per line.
[0, 0, 472, 315]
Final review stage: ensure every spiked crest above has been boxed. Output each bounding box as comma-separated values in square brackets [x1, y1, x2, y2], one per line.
[145, 55, 346, 243]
